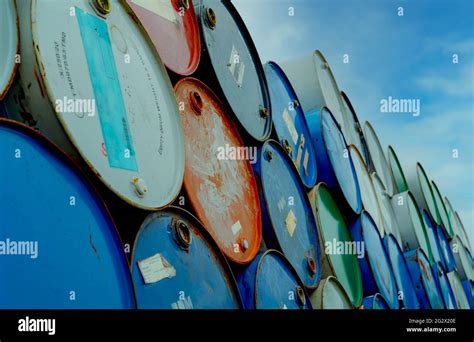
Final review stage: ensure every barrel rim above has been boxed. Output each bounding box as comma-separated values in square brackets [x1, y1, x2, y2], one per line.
[387, 144, 409, 193]
[316, 275, 355, 309]
[430, 180, 453, 237]
[414, 162, 440, 223]
[0, 0, 19, 100]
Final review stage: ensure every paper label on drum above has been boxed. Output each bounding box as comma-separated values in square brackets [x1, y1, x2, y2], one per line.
[130, 0, 177, 23]
[138, 253, 176, 284]
[303, 149, 309, 175]
[228, 45, 245, 88]
[231, 220, 242, 236]
[171, 296, 194, 309]
[76, 8, 138, 171]
[295, 134, 305, 170]
[285, 209, 297, 237]
[282, 108, 298, 145]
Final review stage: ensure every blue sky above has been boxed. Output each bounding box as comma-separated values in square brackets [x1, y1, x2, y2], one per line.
[234, 0, 474, 248]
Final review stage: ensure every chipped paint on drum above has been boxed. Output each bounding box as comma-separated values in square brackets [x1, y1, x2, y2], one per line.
[446, 271, 471, 309]
[175, 77, 261, 264]
[432, 262, 457, 309]
[363, 122, 395, 196]
[253, 140, 321, 289]
[404, 248, 444, 309]
[125, 0, 201, 75]
[310, 276, 354, 309]
[436, 225, 456, 273]
[362, 294, 389, 309]
[309, 183, 363, 307]
[131, 207, 242, 309]
[0, 119, 135, 309]
[10, 0, 185, 210]
[263, 61, 317, 188]
[387, 145, 408, 193]
[305, 107, 362, 215]
[461, 280, 474, 309]
[371, 173, 403, 247]
[195, 0, 272, 141]
[349, 145, 384, 237]
[430, 181, 454, 238]
[406, 163, 440, 225]
[236, 250, 312, 309]
[390, 191, 433, 262]
[0, 0, 19, 100]
[450, 236, 474, 282]
[349, 211, 399, 309]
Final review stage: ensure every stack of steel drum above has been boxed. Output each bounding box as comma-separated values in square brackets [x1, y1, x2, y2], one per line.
[0, 0, 472, 310]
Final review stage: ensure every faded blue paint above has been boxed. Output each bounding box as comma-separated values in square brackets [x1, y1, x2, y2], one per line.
[436, 225, 456, 273]
[264, 61, 317, 188]
[253, 140, 321, 289]
[404, 248, 444, 309]
[236, 250, 312, 309]
[131, 208, 242, 309]
[461, 280, 474, 309]
[422, 210, 443, 266]
[384, 234, 420, 309]
[362, 294, 389, 309]
[76, 7, 137, 171]
[305, 106, 362, 215]
[431, 262, 457, 309]
[0, 121, 135, 309]
[349, 211, 399, 308]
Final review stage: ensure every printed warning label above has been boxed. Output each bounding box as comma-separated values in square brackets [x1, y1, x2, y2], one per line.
[228, 45, 245, 88]
[231, 221, 242, 236]
[285, 209, 297, 237]
[138, 253, 176, 285]
[130, 0, 178, 23]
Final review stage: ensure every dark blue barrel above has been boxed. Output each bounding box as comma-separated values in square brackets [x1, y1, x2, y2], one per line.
[236, 250, 312, 309]
[362, 294, 390, 309]
[253, 140, 321, 289]
[0, 119, 135, 309]
[404, 248, 444, 309]
[432, 262, 457, 309]
[436, 225, 456, 273]
[349, 211, 399, 309]
[461, 280, 474, 309]
[422, 209, 444, 266]
[305, 106, 362, 215]
[131, 207, 242, 309]
[384, 234, 420, 309]
[263, 61, 317, 188]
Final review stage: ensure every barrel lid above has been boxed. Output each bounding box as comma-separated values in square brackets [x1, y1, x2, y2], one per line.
[444, 197, 469, 250]
[349, 144, 384, 237]
[450, 236, 474, 282]
[0, 118, 135, 308]
[321, 108, 362, 214]
[339, 91, 365, 159]
[258, 140, 321, 289]
[310, 276, 354, 309]
[125, 0, 201, 75]
[446, 271, 471, 309]
[408, 163, 441, 225]
[363, 122, 395, 196]
[263, 61, 317, 188]
[362, 293, 390, 309]
[175, 77, 261, 264]
[131, 207, 242, 309]
[387, 145, 408, 193]
[30, 0, 185, 209]
[422, 209, 443, 265]
[252, 250, 312, 309]
[430, 181, 454, 238]
[197, 0, 272, 141]
[385, 234, 420, 309]
[0, 0, 18, 100]
[432, 262, 457, 309]
[454, 212, 472, 254]
[436, 225, 456, 273]
[313, 183, 363, 307]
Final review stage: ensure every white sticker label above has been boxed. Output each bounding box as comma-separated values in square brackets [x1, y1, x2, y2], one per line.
[131, 0, 177, 23]
[231, 220, 242, 236]
[228, 45, 245, 88]
[285, 209, 297, 237]
[303, 149, 309, 175]
[295, 134, 305, 170]
[138, 253, 176, 285]
[282, 108, 299, 145]
[277, 197, 286, 212]
[171, 296, 194, 309]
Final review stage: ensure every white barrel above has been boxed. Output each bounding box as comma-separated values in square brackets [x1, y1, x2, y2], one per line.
[364, 121, 396, 196]
[450, 236, 474, 282]
[446, 271, 471, 309]
[0, 0, 18, 100]
[310, 276, 354, 309]
[340, 91, 365, 157]
[454, 211, 472, 253]
[7, 0, 185, 210]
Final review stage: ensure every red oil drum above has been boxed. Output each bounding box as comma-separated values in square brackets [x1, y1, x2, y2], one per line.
[174, 77, 262, 264]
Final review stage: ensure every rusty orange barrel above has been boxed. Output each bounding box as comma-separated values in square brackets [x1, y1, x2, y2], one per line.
[174, 77, 262, 264]
[125, 0, 201, 75]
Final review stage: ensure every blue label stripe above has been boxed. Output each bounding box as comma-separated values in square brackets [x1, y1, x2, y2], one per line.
[76, 7, 138, 172]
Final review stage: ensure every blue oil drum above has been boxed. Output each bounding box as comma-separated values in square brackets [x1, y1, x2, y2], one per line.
[422, 209, 444, 266]
[384, 234, 420, 309]
[131, 207, 242, 309]
[264, 61, 317, 189]
[404, 248, 444, 309]
[461, 280, 474, 309]
[432, 262, 457, 309]
[0, 119, 135, 309]
[436, 225, 456, 273]
[362, 293, 390, 309]
[305, 106, 362, 215]
[236, 250, 312, 309]
[253, 140, 321, 290]
[349, 211, 399, 309]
